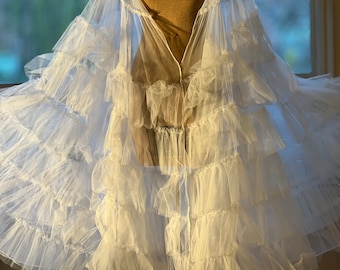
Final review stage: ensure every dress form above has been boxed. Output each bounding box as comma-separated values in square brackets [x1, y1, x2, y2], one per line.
[141, 0, 205, 62]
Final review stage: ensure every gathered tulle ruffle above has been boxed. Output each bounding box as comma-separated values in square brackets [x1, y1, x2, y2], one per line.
[0, 0, 340, 269]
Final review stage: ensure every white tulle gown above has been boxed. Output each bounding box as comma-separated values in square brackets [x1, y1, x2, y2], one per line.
[0, 0, 340, 269]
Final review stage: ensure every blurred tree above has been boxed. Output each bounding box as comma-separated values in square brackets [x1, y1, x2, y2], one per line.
[256, 0, 311, 74]
[0, 0, 312, 82]
[1, 0, 88, 82]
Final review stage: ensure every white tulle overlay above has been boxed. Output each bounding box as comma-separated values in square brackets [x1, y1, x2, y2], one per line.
[0, 0, 340, 269]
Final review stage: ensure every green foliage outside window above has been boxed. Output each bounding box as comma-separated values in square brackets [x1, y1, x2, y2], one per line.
[0, 0, 88, 83]
[0, 0, 311, 84]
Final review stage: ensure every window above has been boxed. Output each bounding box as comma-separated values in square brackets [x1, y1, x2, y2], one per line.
[0, 0, 88, 84]
[0, 0, 332, 84]
[256, 0, 334, 76]
[256, 0, 312, 74]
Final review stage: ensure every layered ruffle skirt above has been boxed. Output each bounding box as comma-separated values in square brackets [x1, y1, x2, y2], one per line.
[0, 0, 339, 269]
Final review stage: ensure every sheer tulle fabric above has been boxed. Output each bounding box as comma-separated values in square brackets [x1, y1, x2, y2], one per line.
[0, 0, 340, 269]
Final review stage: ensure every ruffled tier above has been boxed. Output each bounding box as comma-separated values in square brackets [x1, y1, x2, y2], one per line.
[90, 153, 340, 269]
[0, 15, 116, 268]
[0, 83, 102, 268]
[0, 211, 98, 270]
[0, 0, 340, 269]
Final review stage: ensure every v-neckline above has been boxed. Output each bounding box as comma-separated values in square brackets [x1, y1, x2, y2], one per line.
[136, 0, 211, 67]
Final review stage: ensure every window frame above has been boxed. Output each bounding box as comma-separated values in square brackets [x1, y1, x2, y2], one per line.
[0, 84, 18, 89]
[0, 0, 334, 88]
[310, 0, 334, 77]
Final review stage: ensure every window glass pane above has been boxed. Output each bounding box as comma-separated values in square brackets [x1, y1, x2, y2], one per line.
[0, 0, 312, 83]
[0, 0, 88, 84]
[256, 0, 312, 74]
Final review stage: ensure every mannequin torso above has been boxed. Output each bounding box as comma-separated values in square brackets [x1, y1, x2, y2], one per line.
[142, 0, 205, 62]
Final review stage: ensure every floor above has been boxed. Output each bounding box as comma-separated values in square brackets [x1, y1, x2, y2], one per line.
[317, 251, 340, 269]
[0, 251, 339, 270]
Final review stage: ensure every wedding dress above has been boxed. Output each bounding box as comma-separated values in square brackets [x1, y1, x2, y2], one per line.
[0, 0, 339, 269]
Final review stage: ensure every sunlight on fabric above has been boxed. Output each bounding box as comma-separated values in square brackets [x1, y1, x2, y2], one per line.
[0, 0, 311, 83]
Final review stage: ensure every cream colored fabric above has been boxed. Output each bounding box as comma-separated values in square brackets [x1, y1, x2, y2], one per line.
[0, 0, 339, 269]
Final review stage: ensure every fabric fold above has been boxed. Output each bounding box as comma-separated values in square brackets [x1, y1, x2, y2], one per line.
[0, 0, 339, 269]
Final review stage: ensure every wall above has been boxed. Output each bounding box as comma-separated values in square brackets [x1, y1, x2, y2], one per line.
[334, 0, 340, 76]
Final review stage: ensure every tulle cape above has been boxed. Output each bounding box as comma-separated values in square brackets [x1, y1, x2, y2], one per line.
[0, 0, 339, 269]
